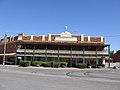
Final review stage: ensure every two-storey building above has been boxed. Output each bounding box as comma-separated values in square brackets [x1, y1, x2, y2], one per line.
[0, 31, 110, 67]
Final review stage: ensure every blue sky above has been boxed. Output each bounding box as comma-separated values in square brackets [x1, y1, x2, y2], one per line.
[0, 0, 120, 51]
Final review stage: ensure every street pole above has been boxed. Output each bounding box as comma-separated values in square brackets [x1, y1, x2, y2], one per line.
[3, 33, 7, 65]
[108, 45, 110, 68]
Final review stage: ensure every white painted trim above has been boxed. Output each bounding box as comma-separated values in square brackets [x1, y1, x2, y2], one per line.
[18, 36, 22, 40]
[12, 36, 14, 41]
[101, 36, 104, 42]
[30, 35, 33, 40]
[81, 34, 84, 41]
[42, 35, 45, 41]
[88, 36, 90, 42]
[0, 53, 16, 56]
[48, 34, 51, 41]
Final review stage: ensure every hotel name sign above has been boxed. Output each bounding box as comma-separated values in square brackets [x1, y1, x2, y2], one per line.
[55, 31, 77, 42]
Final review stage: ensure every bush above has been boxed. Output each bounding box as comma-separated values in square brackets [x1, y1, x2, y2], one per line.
[60, 62, 68, 68]
[51, 62, 60, 68]
[19, 60, 68, 68]
[31, 61, 43, 67]
[43, 62, 51, 67]
[19, 60, 31, 67]
[42, 62, 60, 68]
[76, 63, 87, 68]
[41, 62, 67, 68]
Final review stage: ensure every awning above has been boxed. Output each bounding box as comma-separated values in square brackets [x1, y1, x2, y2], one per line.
[0, 53, 16, 56]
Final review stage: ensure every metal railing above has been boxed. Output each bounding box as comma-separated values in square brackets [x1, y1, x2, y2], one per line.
[17, 53, 105, 58]
[17, 49, 108, 55]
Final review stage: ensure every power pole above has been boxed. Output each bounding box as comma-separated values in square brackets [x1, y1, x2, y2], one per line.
[3, 33, 7, 65]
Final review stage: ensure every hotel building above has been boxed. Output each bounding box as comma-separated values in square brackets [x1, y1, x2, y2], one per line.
[0, 31, 110, 67]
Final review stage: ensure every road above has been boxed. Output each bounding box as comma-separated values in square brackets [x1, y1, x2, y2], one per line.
[0, 65, 120, 90]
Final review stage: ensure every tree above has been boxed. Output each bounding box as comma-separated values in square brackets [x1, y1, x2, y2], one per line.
[110, 50, 114, 58]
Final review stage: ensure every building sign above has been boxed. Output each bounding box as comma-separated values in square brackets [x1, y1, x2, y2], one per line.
[55, 31, 77, 42]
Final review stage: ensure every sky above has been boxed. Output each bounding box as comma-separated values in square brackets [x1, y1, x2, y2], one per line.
[0, 0, 120, 51]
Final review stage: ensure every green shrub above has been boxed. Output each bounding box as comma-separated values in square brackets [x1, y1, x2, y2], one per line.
[60, 62, 68, 68]
[31, 61, 43, 67]
[41, 62, 61, 68]
[43, 62, 51, 67]
[52, 62, 60, 68]
[76, 63, 87, 68]
[40, 62, 46, 66]
[42, 62, 68, 68]
[19, 60, 31, 67]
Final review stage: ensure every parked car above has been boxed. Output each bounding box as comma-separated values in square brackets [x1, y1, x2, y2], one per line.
[116, 62, 120, 68]
[5, 60, 15, 65]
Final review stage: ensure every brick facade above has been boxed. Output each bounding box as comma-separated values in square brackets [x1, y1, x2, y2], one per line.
[112, 50, 120, 62]
[0, 31, 110, 66]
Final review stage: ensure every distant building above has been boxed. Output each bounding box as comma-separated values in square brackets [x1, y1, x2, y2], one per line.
[0, 31, 110, 67]
[112, 50, 120, 62]
[104, 50, 120, 68]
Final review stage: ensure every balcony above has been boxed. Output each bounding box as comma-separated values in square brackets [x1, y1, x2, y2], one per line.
[17, 49, 108, 55]
[17, 53, 106, 58]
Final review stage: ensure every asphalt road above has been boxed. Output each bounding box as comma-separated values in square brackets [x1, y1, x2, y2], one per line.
[0, 65, 120, 90]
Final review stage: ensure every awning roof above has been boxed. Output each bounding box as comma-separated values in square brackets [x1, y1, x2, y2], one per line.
[0, 53, 16, 56]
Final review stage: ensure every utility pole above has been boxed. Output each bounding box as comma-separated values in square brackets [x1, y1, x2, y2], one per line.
[108, 45, 110, 68]
[3, 33, 7, 65]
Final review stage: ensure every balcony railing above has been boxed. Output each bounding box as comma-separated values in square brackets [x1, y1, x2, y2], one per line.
[17, 49, 108, 55]
[17, 54, 106, 58]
